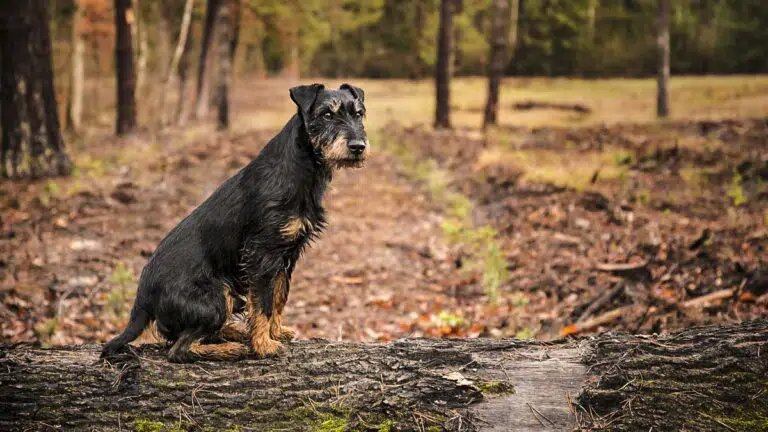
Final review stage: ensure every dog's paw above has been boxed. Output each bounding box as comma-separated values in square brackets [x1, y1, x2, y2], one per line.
[252, 338, 283, 357]
[276, 326, 296, 342]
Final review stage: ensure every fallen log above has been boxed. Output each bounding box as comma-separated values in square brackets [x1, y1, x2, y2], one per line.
[1, 320, 766, 431]
[512, 101, 592, 114]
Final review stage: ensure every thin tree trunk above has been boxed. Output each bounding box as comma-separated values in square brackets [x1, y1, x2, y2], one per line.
[114, 0, 137, 135]
[483, 0, 514, 128]
[585, 0, 597, 43]
[133, 0, 147, 98]
[1, 320, 766, 431]
[214, 0, 236, 130]
[656, 0, 670, 118]
[161, 0, 194, 126]
[176, 22, 193, 125]
[194, 0, 220, 120]
[282, 28, 300, 80]
[434, 0, 457, 129]
[66, 1, 85, 133]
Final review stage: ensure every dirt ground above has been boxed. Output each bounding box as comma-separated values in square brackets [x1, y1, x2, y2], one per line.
[1, 78, 767, 346]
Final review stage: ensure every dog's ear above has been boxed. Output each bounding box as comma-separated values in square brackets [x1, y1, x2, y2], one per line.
[290, 84, 324, 120]
[340, 83, 364, 103]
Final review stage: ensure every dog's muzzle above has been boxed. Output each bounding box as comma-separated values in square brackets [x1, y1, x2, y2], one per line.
[347, 139, 366, 156]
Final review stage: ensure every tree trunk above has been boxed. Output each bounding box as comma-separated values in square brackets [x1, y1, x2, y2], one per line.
[656, 0, 670, 118]
[176, 21, 193, 125]
[161, 0, 194, 126]
[282, 28, 301, 80]
[482, 0, 515, 128]
[213, 0, 237, 130]
[434, 0, 457, 129]
[133, 0, 148, 100]
[66, 1, 85, 132]
[1, 320, 766, 431]
[114, 0, 137, 135]
[0, 0, 71, 178]
[194, 0, 221, 120]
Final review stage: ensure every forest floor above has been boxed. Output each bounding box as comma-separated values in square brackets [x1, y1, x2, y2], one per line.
[1, 76, 767, 345]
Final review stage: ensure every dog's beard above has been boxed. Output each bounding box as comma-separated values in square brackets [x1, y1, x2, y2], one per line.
[320, 135, 367, 169]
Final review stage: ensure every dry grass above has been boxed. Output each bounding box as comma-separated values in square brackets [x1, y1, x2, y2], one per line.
[230, 75, 768, 132]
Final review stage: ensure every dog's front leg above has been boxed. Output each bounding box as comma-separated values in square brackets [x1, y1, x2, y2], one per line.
[246, 275, 283, 357]
[269, 271, 295, 342]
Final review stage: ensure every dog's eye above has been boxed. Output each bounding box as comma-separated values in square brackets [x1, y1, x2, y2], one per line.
[355, 111, 364, 118]
[323, 113, 333, 120]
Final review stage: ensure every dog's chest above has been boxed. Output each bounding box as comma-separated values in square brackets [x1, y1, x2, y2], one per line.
[279, 215, 317, 244]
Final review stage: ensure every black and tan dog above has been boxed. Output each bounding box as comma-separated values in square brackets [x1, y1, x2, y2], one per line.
[102, 83, 368, 362]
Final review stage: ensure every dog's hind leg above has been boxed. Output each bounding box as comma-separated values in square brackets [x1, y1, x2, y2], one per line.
[189, 340, 249, 360]
[220, 321, 249, 342]
[246, 275, 283, 357]
[269, 272, 295, 342]
[168, 328, 249, 362]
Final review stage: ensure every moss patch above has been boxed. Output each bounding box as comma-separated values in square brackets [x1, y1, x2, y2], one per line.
[133, 419, 166, 432]
[478, 380, 515, 395]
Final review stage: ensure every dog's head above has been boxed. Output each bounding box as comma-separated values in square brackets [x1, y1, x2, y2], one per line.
[290, 83, 368, 169]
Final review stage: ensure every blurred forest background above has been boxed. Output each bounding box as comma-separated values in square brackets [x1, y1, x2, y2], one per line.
[1, 0, 767, 347]
[50, 0, 768, 79]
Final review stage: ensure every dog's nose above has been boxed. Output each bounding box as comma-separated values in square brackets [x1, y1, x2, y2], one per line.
[347, 139, 366, 155]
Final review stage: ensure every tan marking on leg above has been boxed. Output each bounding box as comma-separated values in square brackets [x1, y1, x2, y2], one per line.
[247, 290, 282, 357]
[136, 321, 163, 344]
[269, 273, 295, 342]
[224, 285, 235, 318]
[189, 341, 249, 360]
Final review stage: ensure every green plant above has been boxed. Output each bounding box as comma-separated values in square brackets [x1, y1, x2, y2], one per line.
[33, 317, 59, 344]
[727, 172, 747, 206]
[108, 262, 136, 316]
[38, 180, 61, 206]
[109, 262, 135, 287]
[434, 310, 465, 328]
[515, 327, 536, 340]
[481, 243, 507, 302]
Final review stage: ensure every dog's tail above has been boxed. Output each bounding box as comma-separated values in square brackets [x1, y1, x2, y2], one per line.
[101, 304, 152, 358]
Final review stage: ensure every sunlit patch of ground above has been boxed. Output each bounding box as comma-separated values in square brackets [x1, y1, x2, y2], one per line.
[231, 75, 768, 131]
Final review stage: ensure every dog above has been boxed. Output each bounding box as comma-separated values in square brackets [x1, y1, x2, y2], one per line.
[101, 83, 368, 362]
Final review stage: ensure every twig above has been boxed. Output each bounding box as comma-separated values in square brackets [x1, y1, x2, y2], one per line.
[682, 288, 735, 309]
[562, 305, 638, 336]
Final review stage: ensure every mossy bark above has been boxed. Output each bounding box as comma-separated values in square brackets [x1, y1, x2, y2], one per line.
[1, 320, 766, 431]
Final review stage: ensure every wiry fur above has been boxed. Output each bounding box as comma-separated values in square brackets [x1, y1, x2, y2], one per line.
[101, 83, 368, 362]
